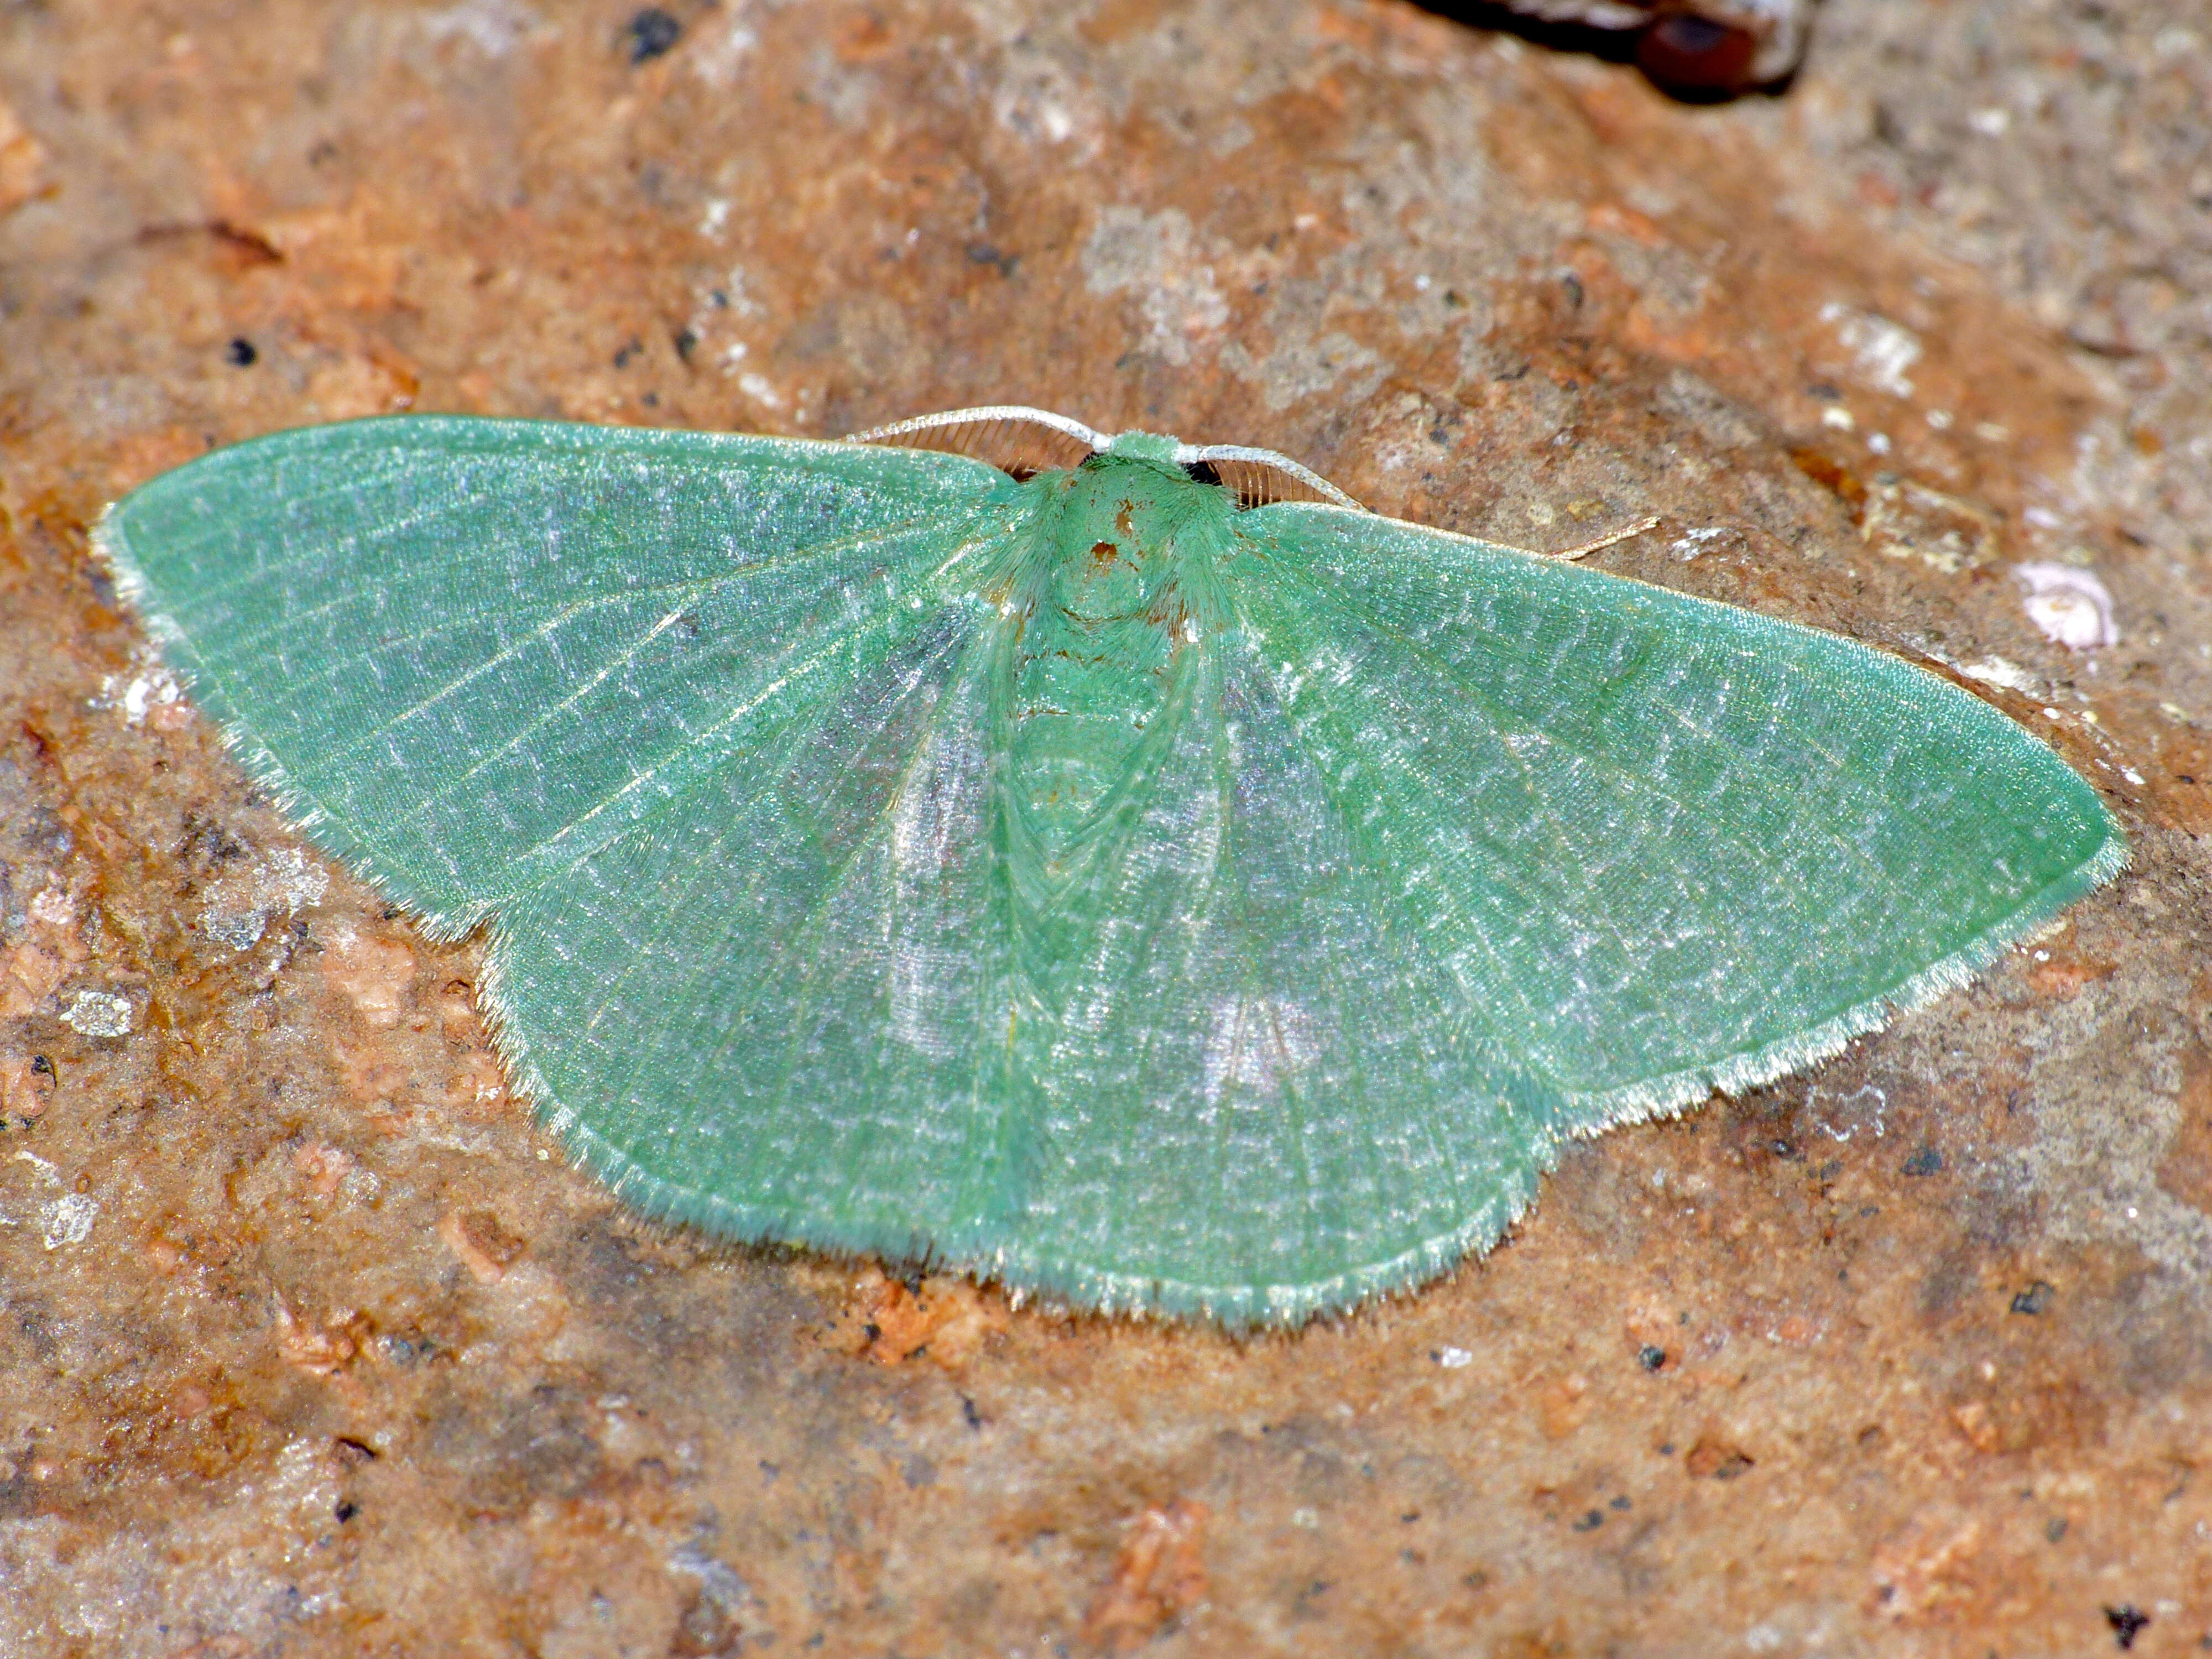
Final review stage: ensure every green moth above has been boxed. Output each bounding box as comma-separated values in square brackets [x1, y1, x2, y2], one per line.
[97, 406, 2124, 1323]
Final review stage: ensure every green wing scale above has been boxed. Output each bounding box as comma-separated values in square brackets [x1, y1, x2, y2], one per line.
[1228, 507, 2124, 1120]
[98, 411, 2125, 1322]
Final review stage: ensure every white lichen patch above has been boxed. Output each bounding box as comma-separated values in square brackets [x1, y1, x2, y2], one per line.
[989, 35, 1102, 153]
[61, 989, 134, 1037]
[737, 371, 787, 411]
[1804, 1081, 1889, 1142]
[200, 909, 268, 953]
[13, 1148, 98, 1249]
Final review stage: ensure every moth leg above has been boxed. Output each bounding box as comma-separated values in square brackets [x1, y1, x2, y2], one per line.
[1544, 514, 1662, 562]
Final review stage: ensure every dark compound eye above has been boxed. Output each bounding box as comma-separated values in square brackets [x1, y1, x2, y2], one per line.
[1636, 13, 1760, 92]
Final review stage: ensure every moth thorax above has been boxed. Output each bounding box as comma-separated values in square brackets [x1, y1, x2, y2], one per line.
[1047, 458, 1209, 631]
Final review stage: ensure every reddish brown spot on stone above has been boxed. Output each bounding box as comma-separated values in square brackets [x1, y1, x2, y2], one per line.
[439, 1208, 526, 1283]
[1684, 1433, 1755, 1479]
[832, 1266, 1007, 1369]
[2025, 935, 2118, 999]
[1082, 1498, 1209, 1651]
[1539, 1371, 1593, 1439]
[292, 1139, 354, 1196]
[2156, 1044, 2212, 1212]
[1954, 1381, 2107, 1461]
[0, 1051, 55, 1119]
[1790, 446, 1869, 518]
[321, 920, 417, 1030]
[275, 1306, 358, 1376]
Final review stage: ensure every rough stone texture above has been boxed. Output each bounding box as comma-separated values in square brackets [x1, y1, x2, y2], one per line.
[1, 1, 2208, 1653]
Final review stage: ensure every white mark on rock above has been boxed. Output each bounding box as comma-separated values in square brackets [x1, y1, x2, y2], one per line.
[1435, 1345, 1474, 1369]
[1820, 302, 1921, 398]
[669, 1541, 754, 1615]
[737, 371, 786, 410]
[199, 847, 331, 955]
[1808, 1082, 1887, 1142]
[990, 44, 1093, 151]
[1220, 330, 1386, 414]
[420, 0, 542, 56]
[201, 909, 266, 953]
[1955, 656, 2039, 694]
[687, 18, 759, 86]
[98, 664, 184, 728]
[1082, 207, 1228, 367]
[40, 1192, 96, 1250]
[27, 885, 75, 928]
[2015, 562, 2118, 650]
[1670, 526, 1731, 562]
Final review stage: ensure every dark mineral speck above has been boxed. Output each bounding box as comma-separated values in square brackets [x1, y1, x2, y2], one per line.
[623, 7, 680, 64]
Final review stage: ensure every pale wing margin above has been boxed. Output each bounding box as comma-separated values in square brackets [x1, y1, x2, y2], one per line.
[95, 415, 1021, 934]
[1234, 500, 2127, 1130]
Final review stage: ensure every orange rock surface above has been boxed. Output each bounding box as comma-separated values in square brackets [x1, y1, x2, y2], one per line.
[2, 2, 2208, 1652]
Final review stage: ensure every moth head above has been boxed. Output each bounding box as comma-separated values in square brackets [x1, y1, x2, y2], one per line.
[848, 405, 1363, 512]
